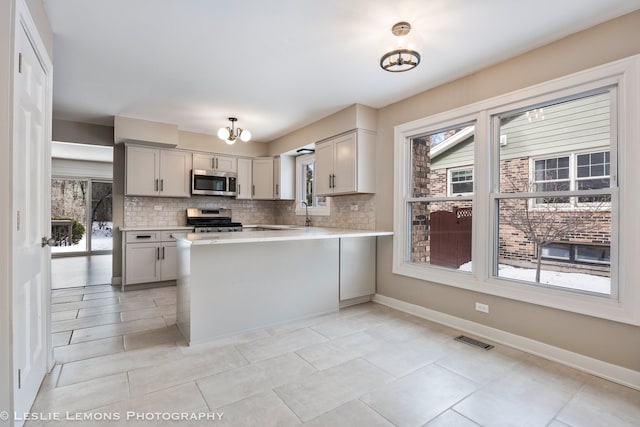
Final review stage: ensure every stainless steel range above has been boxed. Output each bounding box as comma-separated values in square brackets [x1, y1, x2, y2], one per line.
[186, 208, 243, 232]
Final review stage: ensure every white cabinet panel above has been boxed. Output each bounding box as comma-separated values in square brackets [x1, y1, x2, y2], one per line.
[126, 145, 159, 196]
[333, 133, 357, 194]
[339, 236, 376, 300]
[252, 157, 274, 199]
[125, 242, 160, 285]
[193, 153, 237, 173]
[315, 141, 334, 195]
[123, 229, 184, 288]
[315, 130, 375, 196]
[126, 145, 191, 197]
[160, 242, 178, 281]
[274, 155, 295, 200]
[236, 158, 253, 200]
[160, 150, 191, 197]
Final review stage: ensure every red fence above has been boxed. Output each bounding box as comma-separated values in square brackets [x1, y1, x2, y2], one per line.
[430, 207, 472, 269]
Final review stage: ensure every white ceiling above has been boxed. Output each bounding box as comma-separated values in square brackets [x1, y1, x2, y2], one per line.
[43, 0, 640, 142]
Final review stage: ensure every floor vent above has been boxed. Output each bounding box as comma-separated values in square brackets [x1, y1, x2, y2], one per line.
[454, 335, 494, 350]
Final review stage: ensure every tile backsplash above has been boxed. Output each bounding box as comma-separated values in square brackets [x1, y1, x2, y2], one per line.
[124, 197, 277, 228]
[124, 194, 376, 230]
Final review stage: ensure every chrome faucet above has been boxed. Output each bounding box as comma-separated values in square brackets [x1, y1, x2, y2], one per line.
[301, 201, 312, 227]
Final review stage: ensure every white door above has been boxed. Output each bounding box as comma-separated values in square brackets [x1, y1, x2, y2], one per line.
[13, 21, 49, 421]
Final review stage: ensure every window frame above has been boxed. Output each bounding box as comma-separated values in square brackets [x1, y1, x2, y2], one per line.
[529, 150, 612, 209]
[448, 166, 475, 197]
[294, 153, 330, 216]
[393, 55, 640, 326]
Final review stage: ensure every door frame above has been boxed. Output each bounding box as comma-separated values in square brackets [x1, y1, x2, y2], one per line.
[3, 0, 54, 423]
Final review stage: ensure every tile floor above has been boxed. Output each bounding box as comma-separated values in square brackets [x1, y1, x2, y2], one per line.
[27, 285, 640, 426]
[51, 254, 113, 289]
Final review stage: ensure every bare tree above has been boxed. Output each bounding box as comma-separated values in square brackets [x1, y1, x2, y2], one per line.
[500, 178, 608, 282]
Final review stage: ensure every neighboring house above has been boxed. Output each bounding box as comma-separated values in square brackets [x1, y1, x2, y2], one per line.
[416, 92, 612, 276]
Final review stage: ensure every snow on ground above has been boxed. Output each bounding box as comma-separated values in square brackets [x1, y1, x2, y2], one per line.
[52, 221, 113, 253]
[458, 261, 610, 295]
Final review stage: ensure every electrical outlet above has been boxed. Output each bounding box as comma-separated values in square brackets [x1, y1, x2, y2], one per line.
[154, 205, 162, 211]
[475, 302, 489, 313]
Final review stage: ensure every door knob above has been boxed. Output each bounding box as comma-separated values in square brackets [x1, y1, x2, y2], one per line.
[41, 237, 56, 247]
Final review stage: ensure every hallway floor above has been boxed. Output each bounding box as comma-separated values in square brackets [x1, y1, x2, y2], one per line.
[51, 254, 112, 289]
[26, 285, 640, 426]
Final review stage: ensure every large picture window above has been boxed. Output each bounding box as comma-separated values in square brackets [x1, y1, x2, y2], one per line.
[405, 124, 476, 271]
[495, 91, 615, 295]
[393, 56, 639, 325]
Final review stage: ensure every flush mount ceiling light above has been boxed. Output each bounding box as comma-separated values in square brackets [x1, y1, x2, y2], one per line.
[217, 117, 251, 145]
[380, 21, 421, 72]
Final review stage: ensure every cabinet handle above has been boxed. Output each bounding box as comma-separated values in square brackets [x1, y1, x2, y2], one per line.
[332, 174, 336, 188]
[212, 158, 215, 169]
[160, 179, 164, 191]
[155, 179, 159, 191]
[162, 246, 165, 259]
[238, 184, 241, 195]
[216, 158, 219, 169]
[136, 235, 152, 239]
[275, 184, 279, 196]
[252, 185, 255, 196]
[156, 247, 160, 261]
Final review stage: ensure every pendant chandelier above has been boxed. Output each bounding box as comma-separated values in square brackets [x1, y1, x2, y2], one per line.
[217, 117, 251, 145]
[380, 22, 421, 72]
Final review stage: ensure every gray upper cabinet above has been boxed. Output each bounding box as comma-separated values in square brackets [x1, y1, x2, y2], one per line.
[315, 129, 376, 196]
[125, 145, 192, 197]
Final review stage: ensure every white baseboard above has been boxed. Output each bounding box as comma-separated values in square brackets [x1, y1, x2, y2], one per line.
[372, 293, 640, 391]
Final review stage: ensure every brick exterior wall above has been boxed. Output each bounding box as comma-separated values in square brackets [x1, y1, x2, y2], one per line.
[410, 152, 611, 273]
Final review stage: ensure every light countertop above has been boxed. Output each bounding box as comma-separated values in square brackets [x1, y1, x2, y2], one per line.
[173, 227, 393, 245]
[120, 226, 194, 232]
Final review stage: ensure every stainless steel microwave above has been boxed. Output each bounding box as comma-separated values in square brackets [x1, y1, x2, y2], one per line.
[191, 169, 237, 196]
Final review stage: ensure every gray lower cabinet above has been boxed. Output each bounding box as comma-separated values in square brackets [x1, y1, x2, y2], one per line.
[123, 230, 182, 288]
[339, 236, 376, 300]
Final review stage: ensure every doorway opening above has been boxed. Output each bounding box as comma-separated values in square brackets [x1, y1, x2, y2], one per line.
[50, 142, 113, 289]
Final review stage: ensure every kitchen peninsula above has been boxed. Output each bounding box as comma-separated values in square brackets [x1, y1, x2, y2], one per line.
[174, 227, 392, 345]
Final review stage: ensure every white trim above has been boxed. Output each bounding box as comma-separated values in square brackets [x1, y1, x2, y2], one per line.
[447, 166, 474, 197]
[373, 294, 640, 391]
[393, 55, 640, 325]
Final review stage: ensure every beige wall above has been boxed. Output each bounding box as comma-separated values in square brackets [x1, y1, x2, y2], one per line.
[53, 119, 114, 146]
[267, 104, 377, 156]
[374, 10, 640, 371]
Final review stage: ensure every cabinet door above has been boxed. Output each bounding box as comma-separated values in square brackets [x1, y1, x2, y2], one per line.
[252, 158, 274, 199]
[125, 243, 160, 285]
[315, 141, 334, 196]
[333, 133, 357, 194]
[236, 158, 253, 200]
[215, 155, 237, 173]
[159, 149, 192, 197]
[160, 242, 178, 281]
[193, 153, 214, 170]
[274, 156, 295, 200]
[339, 237, 376, 300]
[126, 146, 159, 196]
